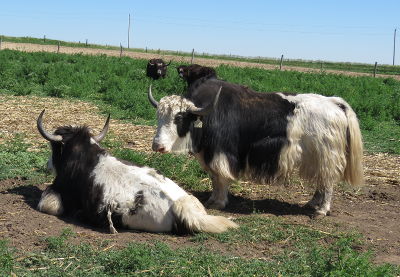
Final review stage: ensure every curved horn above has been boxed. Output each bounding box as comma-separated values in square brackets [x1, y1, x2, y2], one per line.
[93, 114, 111, 143]
[165, 60, 172, 66]
[148, 59, 155, 65]
[189, 86, 222, 116]
[37, 110, 63, 142]
[148, 85, 159, 108]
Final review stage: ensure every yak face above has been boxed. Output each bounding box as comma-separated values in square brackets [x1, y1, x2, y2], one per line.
[152, 96, 199, 154]
[149, 86, 221, 154]
[146, 59, 171, 80]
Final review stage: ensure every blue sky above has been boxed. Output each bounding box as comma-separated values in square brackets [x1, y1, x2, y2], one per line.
[1, 0, 399, 64]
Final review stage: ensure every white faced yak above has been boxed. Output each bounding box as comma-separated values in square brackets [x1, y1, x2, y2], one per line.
[148, 78, 364, 217]
[36, 110, 237, 234]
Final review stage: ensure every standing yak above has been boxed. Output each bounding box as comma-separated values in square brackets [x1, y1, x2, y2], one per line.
[148, 78, 364, 217]
[177, 64, 217, 87]
[146, 59, 171, 80]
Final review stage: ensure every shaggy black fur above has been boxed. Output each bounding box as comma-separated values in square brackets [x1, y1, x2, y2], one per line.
[180, 78, 296, 179]
[146, 58, 171, 80]
[47, 126, 114, 227]
[177, 64, 217, 87]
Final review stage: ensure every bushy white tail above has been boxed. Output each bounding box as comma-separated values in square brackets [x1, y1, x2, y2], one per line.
[172, 195, 238, 233]
[343, 104, 364, 186]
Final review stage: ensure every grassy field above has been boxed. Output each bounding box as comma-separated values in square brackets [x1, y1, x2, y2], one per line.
[1, 49, 399, 153]
[0, 48, 399, 275]
[3, 35, 400, 76]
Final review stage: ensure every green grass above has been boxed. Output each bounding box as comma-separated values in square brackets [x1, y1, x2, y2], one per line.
[1, 225, 398, 276]
[1, 49, 399, 153]
[0, 135, 50, 183]
[2, 35, 400, 76]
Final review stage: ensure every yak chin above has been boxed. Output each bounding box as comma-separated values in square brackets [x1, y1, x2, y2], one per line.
[170, 135, 193, 154]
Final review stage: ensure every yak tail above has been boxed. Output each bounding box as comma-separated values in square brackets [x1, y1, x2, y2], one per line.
[343, 104, 364, 186]
[172, 195, 238, 234]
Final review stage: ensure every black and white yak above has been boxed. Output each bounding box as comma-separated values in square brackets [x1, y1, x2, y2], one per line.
[36, 110, 238, 234]
[146, 58, 171, 80]
[176, 64, 217, 87]
[148, 78, 364, 217]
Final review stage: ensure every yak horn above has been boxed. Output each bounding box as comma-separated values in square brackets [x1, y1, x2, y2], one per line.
[148, 85, 159, 108]
[165, 60, 172, 66]
[37, 110, 63, 142]
[188, 86, 222, 116]
[93, 114, 111, 143]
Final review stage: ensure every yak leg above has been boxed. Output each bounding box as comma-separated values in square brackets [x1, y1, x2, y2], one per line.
[205, 174, 231, 210]
[106, 205, 118, 234]
[306, 183, 333, 217]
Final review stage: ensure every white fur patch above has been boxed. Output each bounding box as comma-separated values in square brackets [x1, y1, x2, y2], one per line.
[209, 152, 235, 180]
[37, 188, 64, 216]
[153, 95, 198, 153]
[276, 93, 350, 195]
[90, 155, 189, 232]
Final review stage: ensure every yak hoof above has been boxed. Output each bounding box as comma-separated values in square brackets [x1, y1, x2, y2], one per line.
[304, 203, 331, 219]
[205, 199, 226, 210]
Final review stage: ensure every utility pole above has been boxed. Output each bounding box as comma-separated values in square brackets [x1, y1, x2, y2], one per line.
[128, 13, 131, 49]
[393, 28, 397, 66]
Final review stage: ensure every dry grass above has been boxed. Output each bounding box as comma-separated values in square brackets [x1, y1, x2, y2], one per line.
[0, 94, 155, 152]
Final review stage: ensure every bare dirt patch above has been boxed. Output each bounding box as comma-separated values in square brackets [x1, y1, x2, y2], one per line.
[0, 95, 399, 265]
[3, 41, 400, 80]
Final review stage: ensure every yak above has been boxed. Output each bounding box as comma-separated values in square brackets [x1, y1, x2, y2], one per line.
[177, 64, 217, 87]
[148, 78, 364, 217]
[36, 110, 237, 234]
[146, 58, 171, 80]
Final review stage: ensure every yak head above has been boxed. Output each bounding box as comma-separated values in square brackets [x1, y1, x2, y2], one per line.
[148, 85, 221, 154]
[176, 64, 217, 86]
[37, 110, 110, 176]
[146, 58, 171, 80]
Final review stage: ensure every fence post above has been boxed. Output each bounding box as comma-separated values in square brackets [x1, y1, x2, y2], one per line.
[43, 35, 46, 43]
[57, 41, 60, 53]
[120, 43, 123, 57]
[191, 48, 195, 64]
[373, 62, 378, 77]
[0, 38, 2, 50]
[145, 47, 147, 53]
[85, 39, 88, 47]
[320, 62, 323, 71]
[279, 55, 284, 70]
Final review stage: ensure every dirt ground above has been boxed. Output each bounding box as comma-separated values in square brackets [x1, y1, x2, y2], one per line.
[3, 41, 400, 81]
[0, 95, 399, 265]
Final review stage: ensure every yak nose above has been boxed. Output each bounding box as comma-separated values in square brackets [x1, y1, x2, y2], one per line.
[152, 142, 166, 153]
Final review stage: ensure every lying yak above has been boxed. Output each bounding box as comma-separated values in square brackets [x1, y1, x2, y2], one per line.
[148, 78, 364, 217]
[36, 110, 237, 234]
